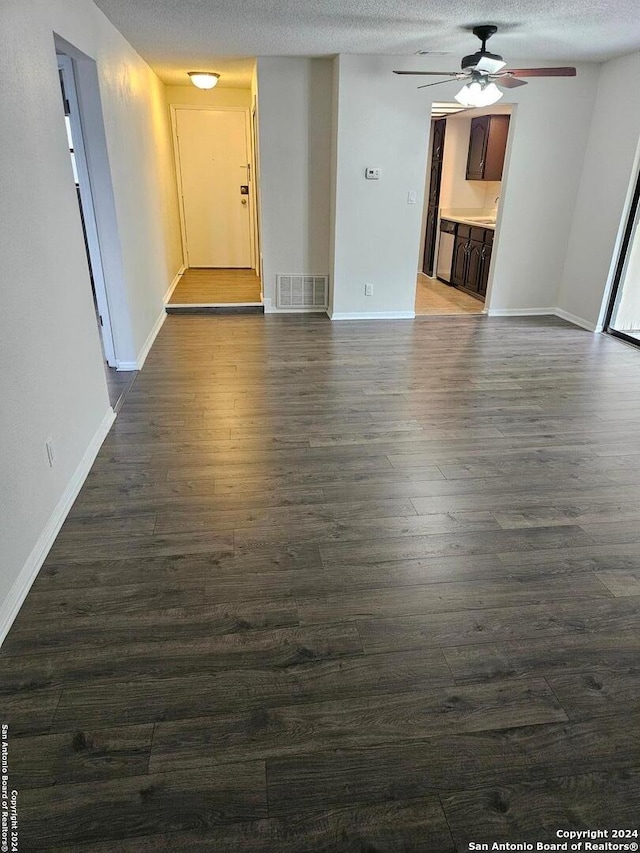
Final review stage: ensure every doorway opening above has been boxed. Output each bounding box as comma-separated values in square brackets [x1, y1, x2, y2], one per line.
[57, 53, 136, 408]
[415, 102, 512, 316]
[167, 102, 263, 313]
[604, 161, 640, 347]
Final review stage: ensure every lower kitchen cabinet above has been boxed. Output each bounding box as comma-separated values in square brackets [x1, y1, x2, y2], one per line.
[478, 238, 492, 298]
[451, 225, 493, 301]
[451, 229, 468, 287]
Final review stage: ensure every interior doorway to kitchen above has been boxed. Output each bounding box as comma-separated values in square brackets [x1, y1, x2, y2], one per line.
[415, 102, 512, 316]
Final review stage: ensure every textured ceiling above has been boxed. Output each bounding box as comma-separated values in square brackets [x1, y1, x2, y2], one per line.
[94, 0, 640, 86]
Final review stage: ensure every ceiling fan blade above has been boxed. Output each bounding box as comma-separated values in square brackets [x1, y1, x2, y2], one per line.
[496, 76, 528, 88]
[505, 67, 577, 77]
[417, 79, 460, 90]
[393, 70, 459, 77]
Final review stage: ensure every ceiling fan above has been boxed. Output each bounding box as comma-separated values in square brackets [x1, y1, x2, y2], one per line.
[394, 25, 576, 107]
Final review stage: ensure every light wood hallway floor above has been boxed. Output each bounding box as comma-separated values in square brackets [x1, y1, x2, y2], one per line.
[3, 314, 640, 850]
[415, 272, 484, 315]
[168, 268, 262, 306]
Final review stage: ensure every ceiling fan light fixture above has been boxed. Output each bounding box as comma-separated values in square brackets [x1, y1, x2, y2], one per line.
[188, 71, 220, 89]
[454, 80, 503, 107]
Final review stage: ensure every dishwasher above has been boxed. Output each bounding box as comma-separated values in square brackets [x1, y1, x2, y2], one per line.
[436, 219, 456, 284]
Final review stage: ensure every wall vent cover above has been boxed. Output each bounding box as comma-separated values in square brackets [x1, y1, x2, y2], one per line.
[276, 275, 328, 310]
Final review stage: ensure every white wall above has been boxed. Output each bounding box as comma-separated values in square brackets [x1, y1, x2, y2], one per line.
[165, 85, 251, 109]
[331, 55, 431, 317]
[558, 51, 640, 329]
[327, 56, 340, 316]
[98, 50, 182, 356]
[256, 57, 333, 309]
[328, 56, 600, 318]
[487, 71, 600, 313]
[0, 0, 182, 639]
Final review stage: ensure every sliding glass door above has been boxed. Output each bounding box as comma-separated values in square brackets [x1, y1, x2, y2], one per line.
[606, 166, 640, 346]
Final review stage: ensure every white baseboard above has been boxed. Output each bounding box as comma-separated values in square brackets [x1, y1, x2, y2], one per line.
[116, 305, 167, 371]
[486, 306, 600, 333]
[486, 307, 556, 317]
[554, 307, 599, 332]
[163, 264, 186, 304]
[136, 308, 167, 370]
[0, 408, 116, 647]
[329, 311, 416, 320]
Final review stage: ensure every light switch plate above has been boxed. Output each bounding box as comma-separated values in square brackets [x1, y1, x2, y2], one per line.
[407, 191, 417, 204]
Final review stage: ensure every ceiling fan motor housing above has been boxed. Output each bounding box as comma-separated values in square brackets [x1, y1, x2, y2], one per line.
[461, 49, 504, 71]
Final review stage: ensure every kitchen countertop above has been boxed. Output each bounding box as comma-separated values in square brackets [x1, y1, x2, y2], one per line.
[440, 214, 496, 230]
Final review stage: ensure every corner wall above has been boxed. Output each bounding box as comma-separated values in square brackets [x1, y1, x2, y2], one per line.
[256, 57, 333, 309]
[0, 0, 182, 640]
[330, 55, 430, 318]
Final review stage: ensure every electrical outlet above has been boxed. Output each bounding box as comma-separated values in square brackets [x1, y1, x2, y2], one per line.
[365, 283, 373, 296]
[46, 439, 55, 467]
[365, 168, 381, 180]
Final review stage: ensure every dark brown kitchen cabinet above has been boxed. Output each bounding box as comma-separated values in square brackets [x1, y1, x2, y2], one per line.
[466, 114, 510, 181]
[422, 118, 446, 276]
[466, 239, 484, 292]
[451, 226, 470, 288]
[451, 224, 493, 301]
[478, 238, 492, 298]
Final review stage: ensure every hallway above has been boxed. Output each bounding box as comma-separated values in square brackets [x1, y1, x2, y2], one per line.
[3, 314, 640, 849]
[168, 268, 262, 307]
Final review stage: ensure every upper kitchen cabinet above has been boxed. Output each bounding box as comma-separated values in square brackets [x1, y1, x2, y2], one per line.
[466, 115, 510, 181]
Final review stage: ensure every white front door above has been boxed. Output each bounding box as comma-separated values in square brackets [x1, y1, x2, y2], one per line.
[175, 108, 251, 268]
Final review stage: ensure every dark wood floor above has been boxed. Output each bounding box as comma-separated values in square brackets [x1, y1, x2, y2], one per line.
[3, 314, 640, 851]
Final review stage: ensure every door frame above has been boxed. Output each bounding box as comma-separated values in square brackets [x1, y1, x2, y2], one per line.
[250, 103, 262, 283]
[58, 55, 117, 366]
[170, 105, 255, 270]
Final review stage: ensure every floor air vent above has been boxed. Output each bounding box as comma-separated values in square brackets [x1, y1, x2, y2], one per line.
[276, 275, 328, 310]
